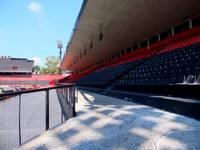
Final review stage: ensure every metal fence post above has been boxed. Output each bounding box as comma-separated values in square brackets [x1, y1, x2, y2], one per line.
[72, 86, 76, 117]
[46, 90, 49, 130]
[61, 110, 63, 123]
[18, 94, 22, 145]
[76, 87, 78, 103]
[0, 84, 76, 150]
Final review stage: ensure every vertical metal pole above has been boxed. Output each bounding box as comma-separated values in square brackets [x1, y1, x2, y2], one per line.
[67, 88, 69, 103]
[61, 111, 63, 123]
[158, 34, 160, 41]
[76, 87, 78, 103]
[60, 88, 64, 123]
[63, 88, 65, 98]
[72, 86, 76, 117]
[189, 19, 192, 29]
[46, 90, 49, 130]
[18, 94, 22, 145]
[147, 39, 150, 50]
[69, 88, 71, 103]
[171, 27, 174, 36]
[59, 47, 62, 74]
[68, 87, 71, 119]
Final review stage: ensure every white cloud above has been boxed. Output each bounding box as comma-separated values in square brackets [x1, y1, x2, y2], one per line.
[32, 57, 42, 64]
[28, 2, 43, 13]
[27, 2, 46, 27]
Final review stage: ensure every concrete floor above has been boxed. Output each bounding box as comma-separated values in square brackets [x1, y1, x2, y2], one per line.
[15, 90, 200, 150]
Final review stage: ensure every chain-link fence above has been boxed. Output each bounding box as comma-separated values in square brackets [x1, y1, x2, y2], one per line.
[0, 84, 76, 150]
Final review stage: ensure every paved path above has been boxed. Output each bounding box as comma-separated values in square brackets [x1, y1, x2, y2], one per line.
[16, 90, 200, 150]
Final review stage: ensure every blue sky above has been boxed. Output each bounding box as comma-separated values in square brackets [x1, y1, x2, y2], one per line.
[0, 0, 83, 66]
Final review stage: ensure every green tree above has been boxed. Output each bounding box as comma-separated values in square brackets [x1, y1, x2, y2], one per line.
[44, 56, 60, 74]
[34, 65, 41, 73]
[40, 67, 48, 74]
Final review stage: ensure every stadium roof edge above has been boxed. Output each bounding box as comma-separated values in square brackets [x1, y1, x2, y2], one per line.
[65, 0, 88, 55]
[61, 0, 200, 72]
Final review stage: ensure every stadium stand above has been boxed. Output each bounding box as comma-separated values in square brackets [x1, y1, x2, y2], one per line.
[0, 75, 63, 86]
[74, 31, 200, 98]
[56, 13, 200, 110]
[0, 56, 34, 74]
[76, 60, 143, 88]
[62, 23, 200, 120]
[0, 56, 64, 86]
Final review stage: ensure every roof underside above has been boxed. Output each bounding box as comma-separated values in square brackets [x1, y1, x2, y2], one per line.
[61, 0, 200, 72]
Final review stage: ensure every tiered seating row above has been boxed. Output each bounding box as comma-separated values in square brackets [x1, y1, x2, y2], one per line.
[157, 32, 200, 54]
[114, 43, 200, 87]
[74, 33, 200, 99]
[76, 60, 142, 88]
[64, 26, 200, 84]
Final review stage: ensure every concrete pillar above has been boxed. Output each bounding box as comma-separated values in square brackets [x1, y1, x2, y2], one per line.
[158, 34, 160, 41]
[131, 46, 133, 52]
[171, 27, 174, 36]
[189, 19, 192, 29]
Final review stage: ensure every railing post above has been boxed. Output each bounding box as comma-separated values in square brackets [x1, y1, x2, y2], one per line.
[67, 87, 69, 103]
[61, 110, 63, 123]
[76, 87, 78, 103]
[0, 83, 77, 150]
[18, 94, 22, 145]
[46, 90, 49, 130]
[72, 86, 76, 117]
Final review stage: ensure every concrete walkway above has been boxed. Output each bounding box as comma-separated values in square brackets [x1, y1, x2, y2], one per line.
[16, 90, 200, 150]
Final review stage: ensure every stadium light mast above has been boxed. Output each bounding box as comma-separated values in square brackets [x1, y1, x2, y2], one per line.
[57, 40, 63, 74]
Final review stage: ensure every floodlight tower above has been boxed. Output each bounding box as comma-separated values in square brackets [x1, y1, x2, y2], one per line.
[57, 40, 63, 74]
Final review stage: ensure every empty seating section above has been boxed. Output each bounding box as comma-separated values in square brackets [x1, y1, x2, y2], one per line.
[0, 57, 34, 73]
[76, 60, 142, 88]
[157, 32, 200, 54]
[75, 31, 200, 98]
[70, 29, 200, 86]
[115, 42, 200, 87]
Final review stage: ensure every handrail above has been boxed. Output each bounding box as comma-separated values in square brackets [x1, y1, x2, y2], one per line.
[0, 83, 75, 98]
[0, 83, 76, 150]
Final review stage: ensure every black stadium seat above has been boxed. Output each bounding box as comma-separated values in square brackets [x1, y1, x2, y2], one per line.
[75, 34, 200, 98]
[195, 75, 200, 84]
[185, 75, 195, 84]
